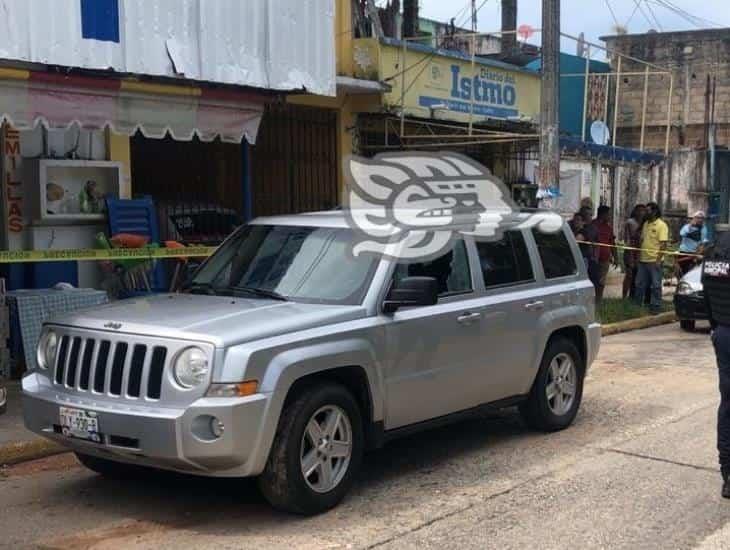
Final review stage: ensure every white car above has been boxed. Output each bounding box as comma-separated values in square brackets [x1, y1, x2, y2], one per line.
[674, 265, 707, 331]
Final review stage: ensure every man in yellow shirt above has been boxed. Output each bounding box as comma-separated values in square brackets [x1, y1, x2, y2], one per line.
[635, 202, 669, 314]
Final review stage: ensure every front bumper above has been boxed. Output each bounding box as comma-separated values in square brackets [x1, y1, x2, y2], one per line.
[674, 293, 707, 321]
[22, 373, 271, 477]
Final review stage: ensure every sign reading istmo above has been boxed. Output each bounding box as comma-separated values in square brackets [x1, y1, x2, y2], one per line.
[419, 64, 522, 119]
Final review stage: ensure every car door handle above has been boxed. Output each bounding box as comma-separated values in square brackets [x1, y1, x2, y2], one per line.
[456, 312, 482, 324]
[524, 300, 545, 311]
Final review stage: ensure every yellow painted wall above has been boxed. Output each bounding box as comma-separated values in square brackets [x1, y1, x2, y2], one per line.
[336, 0, 353, 76]
[106, 130, 132, 199]
[353, 38, 541, 124]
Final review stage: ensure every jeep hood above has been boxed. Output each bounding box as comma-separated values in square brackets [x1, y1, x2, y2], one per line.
[49, 294, 368, 347]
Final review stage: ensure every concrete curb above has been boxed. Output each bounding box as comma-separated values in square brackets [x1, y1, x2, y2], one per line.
[601, 311, 677, 336]
[0, 439, 67, 466]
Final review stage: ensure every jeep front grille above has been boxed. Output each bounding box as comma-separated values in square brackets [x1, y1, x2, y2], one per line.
[53, 336, 168, 400]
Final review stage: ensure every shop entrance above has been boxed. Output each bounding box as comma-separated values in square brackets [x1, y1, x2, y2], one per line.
[251, 103, 338, 216]
[131, 133, 244, 245]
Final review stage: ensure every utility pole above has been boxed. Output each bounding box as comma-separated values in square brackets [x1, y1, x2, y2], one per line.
[403, 0, 418, 39]
[501, 0, 517, 58]
[539, 0, 560, 202]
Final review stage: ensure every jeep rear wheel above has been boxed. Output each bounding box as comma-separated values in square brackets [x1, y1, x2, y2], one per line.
[258, 383, 363, 515]
[519, 338, 585, 432]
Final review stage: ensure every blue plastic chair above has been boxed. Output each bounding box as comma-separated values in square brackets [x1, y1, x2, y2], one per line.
[105, 196, 166, 293]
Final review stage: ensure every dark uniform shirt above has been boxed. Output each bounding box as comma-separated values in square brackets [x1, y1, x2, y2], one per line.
[703, 231, 730, 328]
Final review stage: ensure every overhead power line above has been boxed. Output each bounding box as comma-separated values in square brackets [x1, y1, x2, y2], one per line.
[643, 0, 664, 31]
[604, 0, 621, 27]
[628, 0, 659, 30]
[624, 2, 641, 28]
[648, 0, 724, 28]
[456, 0, 491, 31]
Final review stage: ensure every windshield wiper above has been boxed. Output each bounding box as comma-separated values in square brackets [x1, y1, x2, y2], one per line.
[230, 286, 289, 301]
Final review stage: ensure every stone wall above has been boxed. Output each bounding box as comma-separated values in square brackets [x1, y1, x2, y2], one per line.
[613, 151, 707, 240]
[603, 29, 730, 152]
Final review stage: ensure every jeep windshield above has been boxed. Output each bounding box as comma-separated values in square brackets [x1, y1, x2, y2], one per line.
[190, 225, 378, 305]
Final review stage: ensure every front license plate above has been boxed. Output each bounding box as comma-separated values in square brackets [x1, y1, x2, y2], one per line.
[59, 406, 101, 442]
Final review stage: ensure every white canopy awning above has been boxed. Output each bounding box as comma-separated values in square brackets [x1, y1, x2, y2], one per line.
[0, 74, 265, 144]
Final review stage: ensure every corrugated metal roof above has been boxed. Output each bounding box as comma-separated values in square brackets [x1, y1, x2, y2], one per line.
[0, 0, 335, 96]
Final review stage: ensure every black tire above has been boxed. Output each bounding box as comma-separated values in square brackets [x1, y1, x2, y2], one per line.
[75, 452, 144, 478]
[519, 337, 585, 432]
[680, 320, 696, 332]
[258, 383, 364, 515]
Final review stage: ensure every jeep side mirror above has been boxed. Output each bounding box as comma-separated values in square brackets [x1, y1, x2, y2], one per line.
[383, 276, 439, 314]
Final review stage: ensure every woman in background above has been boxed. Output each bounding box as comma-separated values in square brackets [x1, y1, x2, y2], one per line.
[623, 204, 645, 299]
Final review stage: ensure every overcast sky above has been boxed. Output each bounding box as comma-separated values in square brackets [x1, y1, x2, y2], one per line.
[414, 0, 729, 58]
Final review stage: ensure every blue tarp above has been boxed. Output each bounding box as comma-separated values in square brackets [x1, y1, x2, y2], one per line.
[560, 136, 664, 165]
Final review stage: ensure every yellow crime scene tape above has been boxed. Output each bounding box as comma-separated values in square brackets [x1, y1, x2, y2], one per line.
[0, 246, 217, 264]
[576, 241, 703, 259]
[0, 242, 704, 264]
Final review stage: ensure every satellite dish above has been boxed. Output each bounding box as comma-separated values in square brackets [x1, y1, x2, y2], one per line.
[590, 121, 610, 146]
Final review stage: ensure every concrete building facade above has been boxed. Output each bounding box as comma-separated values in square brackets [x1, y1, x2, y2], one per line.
[602, 28, 730, 152]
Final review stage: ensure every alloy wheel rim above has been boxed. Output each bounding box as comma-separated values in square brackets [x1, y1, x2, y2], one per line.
[300, 405, 353, 494]
[546, 352, 576, 416]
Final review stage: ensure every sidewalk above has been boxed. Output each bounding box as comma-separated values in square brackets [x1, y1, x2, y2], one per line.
[603, 266, 676, 299]
[0, 381, 64, 465]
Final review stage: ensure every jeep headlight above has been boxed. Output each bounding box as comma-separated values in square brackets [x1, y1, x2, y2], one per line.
[677, 281, 695, 296]
[36, 329, 58, 370]
[173, 347, 209, 389]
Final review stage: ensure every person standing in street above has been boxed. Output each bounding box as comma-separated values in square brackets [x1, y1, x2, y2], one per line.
[569, 212, 591, 272]
[592, 205, 616, 302]
[623, 204, 646, 299]
[702, 230, 730, 498]
[678, 210, 709, 276]
[579, 206, 600, 290]
[635, 202, 669, 315]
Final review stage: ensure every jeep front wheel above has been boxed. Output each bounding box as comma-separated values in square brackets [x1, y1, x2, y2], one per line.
[258, 383, 363, 515]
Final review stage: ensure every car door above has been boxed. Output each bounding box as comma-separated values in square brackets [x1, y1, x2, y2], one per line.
[472, 229, 546, 400]
[382, 238, 495, 429]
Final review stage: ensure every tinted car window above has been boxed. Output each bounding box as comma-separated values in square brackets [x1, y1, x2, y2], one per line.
[476, 231, 534, 288]
[532, 228, 578, 279]
[393, 240, 472, 297]
[192, 225, 377, 305]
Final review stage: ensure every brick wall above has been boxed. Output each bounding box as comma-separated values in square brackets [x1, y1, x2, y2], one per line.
[603, 29, 730, 152]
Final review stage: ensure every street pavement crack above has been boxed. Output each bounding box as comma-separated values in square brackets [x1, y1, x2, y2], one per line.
[363, 470, 557, 550]
[600, 448, 719, 473]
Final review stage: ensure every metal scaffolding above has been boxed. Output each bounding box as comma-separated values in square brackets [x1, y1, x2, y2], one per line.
[387, 29, 674, 154]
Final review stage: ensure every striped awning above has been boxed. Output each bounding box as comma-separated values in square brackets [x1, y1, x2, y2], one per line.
[0, 69, 265, 144]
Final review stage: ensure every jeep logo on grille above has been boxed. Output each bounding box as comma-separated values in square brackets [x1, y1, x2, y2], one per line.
[104, 322, 122, 330]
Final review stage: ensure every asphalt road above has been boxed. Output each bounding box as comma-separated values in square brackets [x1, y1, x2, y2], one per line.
[1, 322, 728, 550]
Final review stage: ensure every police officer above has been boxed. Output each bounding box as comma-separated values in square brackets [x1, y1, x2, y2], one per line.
[703, 228, 730, 498]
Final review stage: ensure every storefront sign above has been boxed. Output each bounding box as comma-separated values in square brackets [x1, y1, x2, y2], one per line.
[417, 64, 520, 119]
[3, 126, 23, 234]
[353, 38, 540, 124]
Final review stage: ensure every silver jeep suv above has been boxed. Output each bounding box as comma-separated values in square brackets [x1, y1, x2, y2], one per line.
[23, 211, 600, 514]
